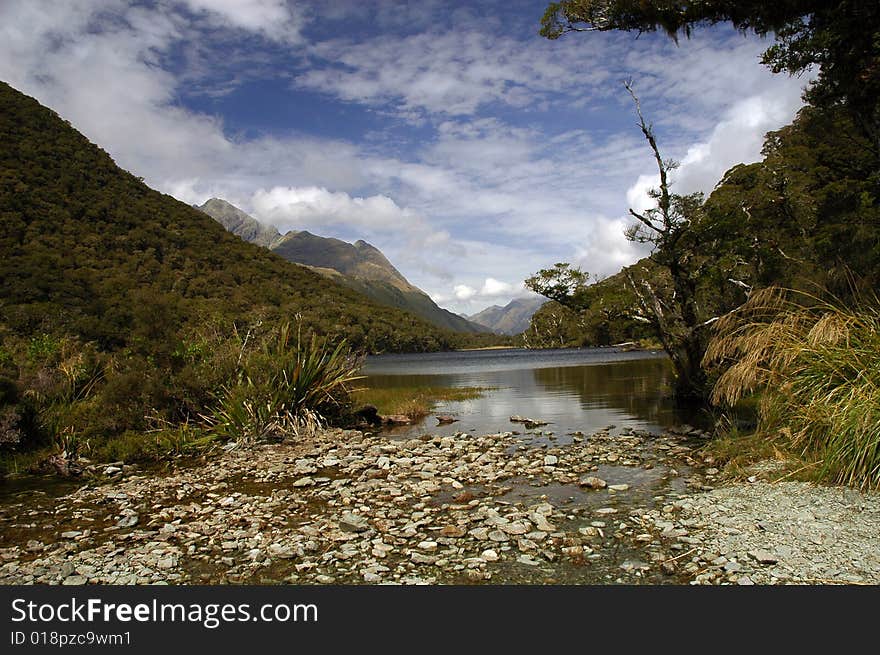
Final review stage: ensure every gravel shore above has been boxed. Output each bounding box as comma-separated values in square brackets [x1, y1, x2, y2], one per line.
[1, 426, 877, 585]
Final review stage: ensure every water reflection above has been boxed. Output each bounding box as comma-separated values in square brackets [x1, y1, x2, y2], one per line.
[361, 348, 700, 439]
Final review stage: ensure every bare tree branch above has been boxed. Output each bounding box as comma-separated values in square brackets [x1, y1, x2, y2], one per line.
[628, 208, 662, 232]
[625, 80, 671, 229]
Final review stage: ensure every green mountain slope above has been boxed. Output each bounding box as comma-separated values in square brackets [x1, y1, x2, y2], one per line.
[197, 198, 487, 334]
[0, 81, 459, 355]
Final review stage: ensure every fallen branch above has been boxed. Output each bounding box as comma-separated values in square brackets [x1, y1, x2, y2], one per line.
[771, 461, 821, 483]
[662, 547, 698, 564]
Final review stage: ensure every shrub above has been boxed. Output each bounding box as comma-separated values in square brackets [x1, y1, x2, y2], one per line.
[208, 322, 362, 442]
[705, 287, 880, 489]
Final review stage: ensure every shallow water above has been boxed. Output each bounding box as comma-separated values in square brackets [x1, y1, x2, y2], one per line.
[362, 347, 706, 440]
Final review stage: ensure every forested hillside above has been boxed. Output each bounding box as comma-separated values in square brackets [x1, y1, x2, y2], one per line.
[0, 81, 463, 355]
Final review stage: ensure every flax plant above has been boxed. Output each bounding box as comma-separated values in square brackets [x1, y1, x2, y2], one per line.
[209, 322, 363, 443]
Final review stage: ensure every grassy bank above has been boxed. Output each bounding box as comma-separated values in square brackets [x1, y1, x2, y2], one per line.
[352, 386, 487, 421]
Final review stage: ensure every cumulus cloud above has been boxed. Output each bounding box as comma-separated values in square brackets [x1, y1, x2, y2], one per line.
[454, 285, 476, 301]
[250, 186, 427, 235]
[625, 85, 807, 214]
[480, 278, 516, 297]
[436, 277, 532, 314]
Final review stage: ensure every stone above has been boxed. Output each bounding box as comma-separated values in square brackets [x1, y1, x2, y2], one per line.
[501, 522, 529, 536]
[595, 507, 618, 516]
[439, 525, 466, 538]
[116, 514, 139, 528]
[579, 476, 607, 489]
[339, 511, 370, 533]
[748, 550, 779, 565]
[516, 555, 541, 566]
[268, 544, 297, 559]
[382, 414, 411, 425]
[481, 549, 499, 562]
[410, 552, 437, 565]
[62, 575, 87, 585]
[608, 484, 629, 492]
[532, 515, 556, 532]
[543, 455, 558, 466]
[61, 531, 82, 539]
[292, 477, 315, 487]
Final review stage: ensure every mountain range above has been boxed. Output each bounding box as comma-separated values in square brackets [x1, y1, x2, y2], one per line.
[467, 296, 546, 335]
[198, 198, 488, 334]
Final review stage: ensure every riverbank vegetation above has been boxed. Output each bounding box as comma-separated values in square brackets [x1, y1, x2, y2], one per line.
[0, 319, 367, 475]
[351, 386, 487, 422]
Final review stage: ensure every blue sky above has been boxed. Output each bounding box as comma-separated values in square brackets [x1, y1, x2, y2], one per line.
[1, 1, 810, 315]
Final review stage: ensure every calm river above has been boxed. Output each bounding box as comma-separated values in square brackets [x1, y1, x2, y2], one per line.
[362, 347, 705, 440]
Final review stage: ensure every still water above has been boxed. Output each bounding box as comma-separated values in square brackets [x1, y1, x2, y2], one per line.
[362, 347, 703, 440]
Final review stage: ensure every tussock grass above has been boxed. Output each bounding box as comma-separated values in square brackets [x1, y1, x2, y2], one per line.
[352, 386, 487, 421]
[704, 287, 880, 490]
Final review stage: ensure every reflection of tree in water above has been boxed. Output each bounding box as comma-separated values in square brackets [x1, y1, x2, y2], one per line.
[531, 358, 677, 426]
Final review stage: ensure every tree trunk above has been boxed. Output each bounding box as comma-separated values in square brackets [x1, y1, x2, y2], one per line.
[670, 332, 708, 401]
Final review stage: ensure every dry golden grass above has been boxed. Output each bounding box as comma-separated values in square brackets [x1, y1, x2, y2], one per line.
[704, 286, 880, 490]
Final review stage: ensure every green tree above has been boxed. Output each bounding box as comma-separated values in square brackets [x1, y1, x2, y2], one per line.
[525, 263, 593, 309]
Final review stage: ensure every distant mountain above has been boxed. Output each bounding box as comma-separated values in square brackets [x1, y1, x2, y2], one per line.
[198, 199, 487, 334]
[199, 197, 281, 248]
[468, 297, 546, 335]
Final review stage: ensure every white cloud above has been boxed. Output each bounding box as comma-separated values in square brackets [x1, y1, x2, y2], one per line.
[250, 186, 427, 235]
[180, 0, 306, 42]
[297, 29, 606, 119]
[454, 285, 476, 300]
[572, 216, 649, 279]
[625, 85, 807, 214]
[480, 278, 515, 296]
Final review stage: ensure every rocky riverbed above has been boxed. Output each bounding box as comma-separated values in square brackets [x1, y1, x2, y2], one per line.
[1, 425, 878, 585]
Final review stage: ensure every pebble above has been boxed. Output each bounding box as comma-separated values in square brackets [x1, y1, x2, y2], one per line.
[481, 549, 499, 562]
